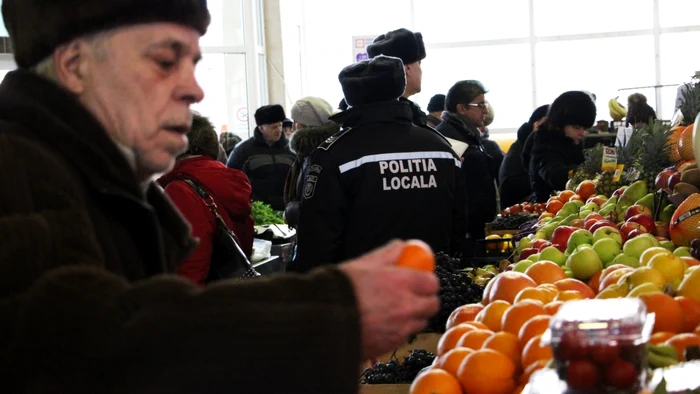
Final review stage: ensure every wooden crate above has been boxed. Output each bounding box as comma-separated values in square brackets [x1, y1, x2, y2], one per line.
[484, 223, 519, 237]
[359, 384, 410, 394]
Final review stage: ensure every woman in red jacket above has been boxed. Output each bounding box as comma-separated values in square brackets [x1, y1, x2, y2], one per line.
[159, 114, 254, 285]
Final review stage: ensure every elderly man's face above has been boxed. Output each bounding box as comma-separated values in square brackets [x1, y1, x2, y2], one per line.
[77, 23, 204, 179]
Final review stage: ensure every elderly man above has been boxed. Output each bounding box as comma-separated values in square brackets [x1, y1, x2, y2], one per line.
[0, 1, 439, 393]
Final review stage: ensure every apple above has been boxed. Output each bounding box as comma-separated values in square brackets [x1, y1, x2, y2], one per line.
[593, 227, 623, 246]
[627, 282, 664, 297]
[623, 234, 662, 260]
[674, 246, 692, 257]
[588, 195, 608, 206]
[648, 253, 687, 290]
[566, 247, 603, 281]
[626, 229, 647, 241]
[660, 240, 675, 251]
[518, 247, 538, 261]
[529, 253, 541, 262]
[613, 186, 627, 197]
[531, 239, 552, 252]
[656, 222, 670, 239]
[589, 220, 618, 234]
[610, 253, 640, 268]
[516, 237, 532, 254]
[566, 229, 595, 254]
[551, 226, 578, 253]
[584, 213, 604, 224]
[513, 259, 536, 273]
[505, 264, 515, 271]
[625, 204, 653, 221]
[593, 238, 623, 266]
[668, 172, 682, 190]
[540, 246, 568, 266]
[559, 201, 579, 217]
[582, 202, 600, 213]
[625, 266, 667, 290]
[570, 219, 585, 228]
[627, 214, 656, 235]
[620, 222, 647, 243]
[656, 169, 674, 190]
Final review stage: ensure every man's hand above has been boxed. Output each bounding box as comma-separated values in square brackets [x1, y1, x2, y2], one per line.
[339, 240, 440, 360]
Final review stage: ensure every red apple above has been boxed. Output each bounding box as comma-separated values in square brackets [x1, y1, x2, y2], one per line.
[620, 222, 647, 243]
[570, 219, 585, 228]
[588, 195, 608, 206]
[551, 226, 578, 253]
[506, 264, 515, 271]
[628, 214, 656, 235]
[584, 213, 605, 230]
[655, 222, 670, 239]
[531, 239, 552, 252]
[518, 248, 538, 261]
[589, 220, 618, 234]
[625, 204, 653, 221]
[655, 236, 668, 242]
[668, 172, 682, 190]
[613, 187, 627, 197]
[627, 229, 647, 242]
[656, 169, 674, 190]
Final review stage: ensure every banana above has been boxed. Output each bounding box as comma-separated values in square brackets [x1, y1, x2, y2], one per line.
[485, 266, 499, 276]
[474, 277, 491, 286]
[648, 344, 680, 369]
[649, 344, 680, 360]
[475, 268, 491, 277]
[608, 97, 627, 121]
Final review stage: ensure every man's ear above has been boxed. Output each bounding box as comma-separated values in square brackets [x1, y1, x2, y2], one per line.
[54, 40, 89, 95]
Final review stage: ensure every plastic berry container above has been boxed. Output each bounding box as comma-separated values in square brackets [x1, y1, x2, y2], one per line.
[541, 298, 654, 394]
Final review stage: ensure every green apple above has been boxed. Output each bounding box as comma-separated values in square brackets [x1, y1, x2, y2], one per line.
[593, 238, 623, 266]
[623, 234, 661, 260]
[660, 240, 676, 252]
[576, 244, 593, 251]
[593, 227, 623, 246]
[610, 253, 640, 268]
[566, 247, 604, 281]
[513, 259, 536, 273]
[579, 209, 593, 219]
[659, 204, 676, 224]
[674, 246, 692, 258]
[562, 266, 574, 278]
[540, 246, 568, 266]
[566, 229, 595, 254]
[529, 253, 540, 262]
[582, 202, 600, 213]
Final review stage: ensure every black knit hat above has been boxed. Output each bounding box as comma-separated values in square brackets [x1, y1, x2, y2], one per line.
[367, 28, 426, 65]
[2, 0, 210, 69]
[338, 55, 406, 108]
[254, 105, 286, 126]
[529, 104, 550, 124]
[427, 94, 446, 113]
[547, 91, 597, 128]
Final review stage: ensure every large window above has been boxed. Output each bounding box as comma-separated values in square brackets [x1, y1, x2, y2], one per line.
[290, 0, 700, 133]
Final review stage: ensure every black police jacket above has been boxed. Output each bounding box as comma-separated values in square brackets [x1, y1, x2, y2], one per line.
[291, 101, 467, 272]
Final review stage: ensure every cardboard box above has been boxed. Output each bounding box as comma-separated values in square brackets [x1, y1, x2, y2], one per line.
[359, 384, 410, 394]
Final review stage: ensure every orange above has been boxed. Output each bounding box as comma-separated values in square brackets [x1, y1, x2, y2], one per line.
[576, 180, 596, 201]
[667, 126, 685, 162]
[476, 300, 511, 331]
[456, 329, 494, 350]
[501, 300, 547, 335]
[599, 264, 631, 283]
[521, 334, 553, 368]
[650, 332, 677, 345]
[544, 301, 563, 315]
[559, 190, 575, 203]
[525, 261, 568, 285]
[598, 267, 634, 292]
[640, 293, 683, 334]
[457, 349, 517, 394]
[554, 278, 596, 299]
[437, 323, 479, 356]
[675, 296, 700, 333]
[518, 315, 552, 350]
[587, 271, 602, 294]
[555, 290, 585, 302]
[486, 272, 537, 305]
[665, 333, 700, 361]
[397, 240, 435, 272]
[512, 383, 527, 394]
[446, 303, 484, 330]
[482, 276, 496, 305]
[546, 200, 563, 214]
[409, 368, 463, 394]
[482, 331, 521, 370]
[519, 359, 549, 385]
[437, 347, 474, 377]
[514, 288, 553, 304]
[537, 283, 559, 295]
[679, 124, 695, 161]
[462, 320, 489, 330]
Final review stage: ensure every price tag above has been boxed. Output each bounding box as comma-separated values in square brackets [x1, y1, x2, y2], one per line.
[602, 147, 618, 172]
[612, 164, 625, 183]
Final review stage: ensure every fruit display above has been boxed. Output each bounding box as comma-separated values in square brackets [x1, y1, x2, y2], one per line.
[491, 213, 538, 231]
[362, 349, 435, 384]
[501, 203, 546, 217]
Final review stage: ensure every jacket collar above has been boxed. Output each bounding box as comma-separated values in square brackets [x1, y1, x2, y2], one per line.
[441, 111, 483, 141]
[253, 126, 289, 149]
[329, 100, 413, 128]
[533, 125, 585, 162]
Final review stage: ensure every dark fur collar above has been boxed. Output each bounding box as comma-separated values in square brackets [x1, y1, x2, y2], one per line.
[289, 122, 340, 158]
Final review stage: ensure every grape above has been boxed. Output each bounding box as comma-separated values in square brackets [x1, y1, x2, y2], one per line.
[491, 213, 538, 230]
[692, 239, 700, 250]
[360, 350, 435, 384]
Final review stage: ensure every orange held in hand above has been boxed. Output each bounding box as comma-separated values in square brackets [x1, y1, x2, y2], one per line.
[397, 240, 435, 272]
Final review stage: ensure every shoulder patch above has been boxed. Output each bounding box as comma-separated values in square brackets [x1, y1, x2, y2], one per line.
[423, 125, 450, 143]
[303, 175, 318, 199]
[318, 127, 352, 151]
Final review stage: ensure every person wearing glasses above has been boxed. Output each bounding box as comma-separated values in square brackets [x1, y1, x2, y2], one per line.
[436, 80, 498, 240]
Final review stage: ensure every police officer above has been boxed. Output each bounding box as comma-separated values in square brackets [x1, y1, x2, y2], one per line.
[291, 56, 467, 273]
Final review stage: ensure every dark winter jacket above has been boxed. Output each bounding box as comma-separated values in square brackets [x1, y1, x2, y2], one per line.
[283, 122, 340, 228]
[226, 128, 295, 211]
[292, 101, 467, 272]
[528, 123, 586, 202]
[426, 114, 441, 128]
[499, 122, 535, 207]
[436, 112, 498, 239]
[0, 70, 362, 394]
[480, 128, 505, 183]
[401, 96, 429, 126]
[158, 156, 255, 285]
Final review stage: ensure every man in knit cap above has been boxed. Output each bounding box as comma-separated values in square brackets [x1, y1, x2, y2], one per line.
[426, 93, 445, 128]
[292, 55, 466, 272]
[0, 0, 440, 392]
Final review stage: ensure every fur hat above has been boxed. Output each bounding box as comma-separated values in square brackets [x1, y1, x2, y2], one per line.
[291, 96, 333, 127]
[547, 91, 597, 128]
[427, 94, 445, 113]
[254, 104, 286, 126]
[484, 102, 495, 126]
[2, 0, 211, 69]
[529, 104, 550, 124]
[367, 28, 426, 65]
[338, 55, 406, 108]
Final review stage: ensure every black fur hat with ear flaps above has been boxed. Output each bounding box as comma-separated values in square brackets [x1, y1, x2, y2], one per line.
[2, 0, 211, 69]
